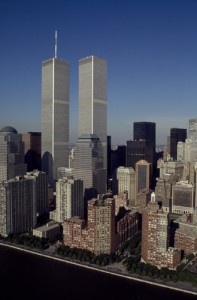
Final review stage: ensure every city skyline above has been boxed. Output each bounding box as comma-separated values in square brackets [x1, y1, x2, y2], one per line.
[1, 0, 197, 145]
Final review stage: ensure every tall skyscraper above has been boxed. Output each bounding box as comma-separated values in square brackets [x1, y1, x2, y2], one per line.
[133, 121, 156, 181]
[170, 128, 187, 161]
[0, 126, 27, 181]
[78, 56, 107, 169]
[126, 140, 154, 171]
[41, 39, 69, 187]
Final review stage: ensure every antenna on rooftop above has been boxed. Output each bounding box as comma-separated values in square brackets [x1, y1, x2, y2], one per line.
[55, 30, 58, 58]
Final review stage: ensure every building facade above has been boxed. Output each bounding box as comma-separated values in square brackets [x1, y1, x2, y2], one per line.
[117, 166, 136, 206]
[0, 126, 27, 181]
[155, 178, 172, 212]
[126, 140, 154, 172]
[116, 209, 139, 246]
[141, 193, 181, 269]
[51, 176, 84, 223]
[25, 170, 48, 216]
[73, 134, 106, 199]
[189, 118, 197, 141]
[170, 128, 187, 161]
[172, 181, 195, 214]
[22, 132, 41, 171]
[0, 176, 37, 236]
[133, 122, 156, 152]
[41, 57, 69, 186]
[135, 160, 150, 194]
[63, 198, 116, 255]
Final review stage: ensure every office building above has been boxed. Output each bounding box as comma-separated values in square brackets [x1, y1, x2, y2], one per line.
[170, 128, 187, 160]
[116, 166, 136, 206]
[155, 178, 172, 212]
[172, 181, 195, 214]
[126, 140, 154, 173]
[133, 121, 156, 180]
[177, 139, 197, 164]
[133, 122, 156, 152]
[111, 145, 126, 172]
[157, 158, 184, 182]
[141, 193, 181, 269]
[0, 176, 37, 236]
[78, 56, 107, 169]
[0, 126, 27, 181]
[135, 160, 150, 194]
[73, 134, 106, 199]
[25, 170, 48, 216]
[50, 176, 83, 223]
[22, 132, 41, 171]
[41, 53, 69, 186]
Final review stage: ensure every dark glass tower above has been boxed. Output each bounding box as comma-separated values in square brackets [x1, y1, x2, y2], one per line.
[170, 128, 187, 160]
[133, 122, 156, 152]
[127, 122, 156, 189]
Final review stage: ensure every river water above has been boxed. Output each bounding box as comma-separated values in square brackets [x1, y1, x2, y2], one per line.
[0, 246, 196, 300]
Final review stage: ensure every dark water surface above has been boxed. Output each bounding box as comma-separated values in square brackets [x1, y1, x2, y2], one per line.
[0, 246, 196, 300]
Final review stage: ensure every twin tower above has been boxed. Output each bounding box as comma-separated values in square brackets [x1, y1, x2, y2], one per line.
[41, 54, 107, 186]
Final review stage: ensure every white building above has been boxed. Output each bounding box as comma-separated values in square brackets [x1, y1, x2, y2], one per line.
[116, 166, 136, 206]
[50, 176, 84, 223]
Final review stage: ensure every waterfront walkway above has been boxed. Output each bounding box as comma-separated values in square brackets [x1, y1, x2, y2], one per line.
[0, 241, 196, 296]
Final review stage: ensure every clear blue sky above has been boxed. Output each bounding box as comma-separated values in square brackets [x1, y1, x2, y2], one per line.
[0, 0, 197, 145]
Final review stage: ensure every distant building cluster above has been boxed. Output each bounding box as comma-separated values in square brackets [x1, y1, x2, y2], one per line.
[0, 39, 197, 272]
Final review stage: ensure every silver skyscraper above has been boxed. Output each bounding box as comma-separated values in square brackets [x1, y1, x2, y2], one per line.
[78, 56, 107, 168]
[41, 57, 69, 186]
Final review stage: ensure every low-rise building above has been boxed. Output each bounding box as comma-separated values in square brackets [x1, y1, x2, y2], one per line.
[33, 221, 60, 240]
